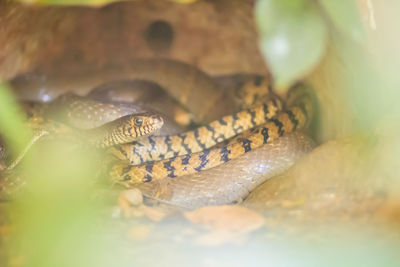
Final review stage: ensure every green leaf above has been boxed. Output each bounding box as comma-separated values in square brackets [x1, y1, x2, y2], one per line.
[255, 0, 328, 90]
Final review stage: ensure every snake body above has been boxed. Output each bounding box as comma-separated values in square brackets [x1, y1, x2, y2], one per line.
[136, 132, 315, 209]
[110, 83, 314, 184]
[11, 59, 273, 124]
[86, 80, 196, 129]
[11, 58, 239, 123]
[109, 96, 282, 165]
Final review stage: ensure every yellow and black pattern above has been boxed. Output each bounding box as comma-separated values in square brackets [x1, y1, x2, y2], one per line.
[110, 84, 314, 184]
[234, 75, 273, 109]
[108, 96, 282, 165]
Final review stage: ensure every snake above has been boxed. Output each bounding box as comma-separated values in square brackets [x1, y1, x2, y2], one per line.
[1, 60, 316, 209]
[108, 94, 282, 165]
[0, 99, 164, 198]
[86, 80, 197, 129]
[3, 94, 165, 172]
[109, 83, 314, 185]
[11, 58, 271, 123]
[136, 132, 315, 209]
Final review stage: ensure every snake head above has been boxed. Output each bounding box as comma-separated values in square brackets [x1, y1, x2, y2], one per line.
[90, 112, 164, 147]
[121, 113, 164, 140]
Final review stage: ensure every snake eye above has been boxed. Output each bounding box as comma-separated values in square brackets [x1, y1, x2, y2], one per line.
[134, 118, 143, 126]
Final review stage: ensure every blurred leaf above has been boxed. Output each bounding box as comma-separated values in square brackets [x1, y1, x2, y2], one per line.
[0, 81, 113, 266]
[255, 0, 328, 90]
[0, 82, 31, 156]
[319, 0, 366, 44]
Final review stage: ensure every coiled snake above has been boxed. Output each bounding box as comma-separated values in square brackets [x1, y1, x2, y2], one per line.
[1, 59, 316, 208]
[110, 83, 313, 185]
